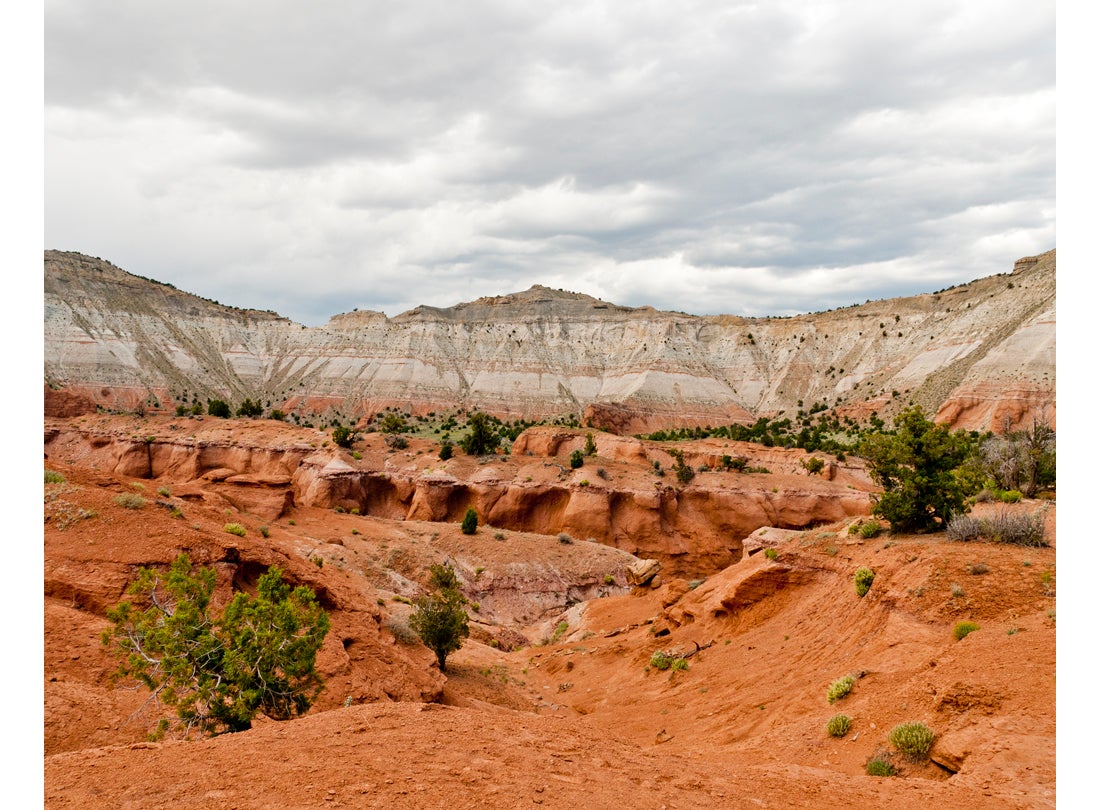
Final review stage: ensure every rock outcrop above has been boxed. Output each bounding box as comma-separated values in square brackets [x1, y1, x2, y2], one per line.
[44, 249, 1056, 433]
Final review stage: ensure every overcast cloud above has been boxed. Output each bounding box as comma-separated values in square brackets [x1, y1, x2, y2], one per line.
[45, 0, 1054, 325]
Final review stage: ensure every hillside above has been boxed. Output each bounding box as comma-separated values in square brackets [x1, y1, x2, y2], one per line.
[44, 250, 1055, 433]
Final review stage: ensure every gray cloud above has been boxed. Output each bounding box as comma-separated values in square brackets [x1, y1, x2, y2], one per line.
[45, 0, 1054, 325]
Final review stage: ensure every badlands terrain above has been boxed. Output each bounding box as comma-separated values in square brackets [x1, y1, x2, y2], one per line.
[43, 250, 1056, 807]
[44, 414, 1055, 808]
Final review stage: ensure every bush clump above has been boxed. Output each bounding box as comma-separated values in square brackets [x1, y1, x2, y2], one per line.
[888, 721, 935, 760]
[827, 675, 855, 704]
[460, 508, 478, 535]
[45, 470, 66, 484]
[649, 650, 689, 672]
[859, 520, 882, 539]
[114, 493, 146, 509]
[854, 566, 875, 597]
[570, 449, 584, 469]
[866, 756, 896, 777]
[946, 509, 1046, 547]
[224, 523, 247, 537]
[953, 620, 980, 641]
[826, 714, 852, 737]
[764, 548, 778, 561]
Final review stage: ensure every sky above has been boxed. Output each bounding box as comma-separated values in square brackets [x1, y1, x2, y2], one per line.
[45, 0, 1054, 326]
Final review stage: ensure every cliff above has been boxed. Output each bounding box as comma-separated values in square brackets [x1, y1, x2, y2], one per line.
[44, 249, 1056, 432]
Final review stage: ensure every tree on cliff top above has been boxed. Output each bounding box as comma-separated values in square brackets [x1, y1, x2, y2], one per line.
[459, 411, 500, 456]
[102, 554, 330, 738]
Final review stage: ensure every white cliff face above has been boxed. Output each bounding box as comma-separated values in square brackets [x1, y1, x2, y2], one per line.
[44, 249, 1055, 432]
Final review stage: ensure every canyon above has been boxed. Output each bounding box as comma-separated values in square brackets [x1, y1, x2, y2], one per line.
[42, 249, 1057, 808]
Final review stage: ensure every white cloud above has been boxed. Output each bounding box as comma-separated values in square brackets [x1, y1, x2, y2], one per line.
[45, 0, 1055, 324]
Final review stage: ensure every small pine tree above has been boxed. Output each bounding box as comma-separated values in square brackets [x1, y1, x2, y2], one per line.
[461, 508, 478, 535]
[570, 449, 584, 469]
[439, 441, 453, 461]
[584, 433, 597, 456]
[409, 564, 469, 673]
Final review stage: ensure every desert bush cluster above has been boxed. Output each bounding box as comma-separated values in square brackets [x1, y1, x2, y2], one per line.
[946, 509, 1047, 547]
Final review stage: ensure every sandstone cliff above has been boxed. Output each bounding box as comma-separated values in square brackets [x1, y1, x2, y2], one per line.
[44, 249, 1055, 432]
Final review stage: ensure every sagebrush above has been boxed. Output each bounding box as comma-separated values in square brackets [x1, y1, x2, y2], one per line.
[888, 721, 935, 760]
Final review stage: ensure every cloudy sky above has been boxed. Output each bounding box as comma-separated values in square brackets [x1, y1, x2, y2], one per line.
[44, 0, 1054, 326]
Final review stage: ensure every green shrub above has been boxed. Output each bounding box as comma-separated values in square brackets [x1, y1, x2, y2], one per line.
[558, 532, 574, 544]
[439, 442, 453, 461]
[236, 398, 263, 417]
[888, 721, 935, 760]
[801, 456, 825, 475]
[827, 675, 855, 704]
[332, 426, 356, 448]
[259, 526, 270, 538]
[953, 620, 980, 641]
[585, 433, 597, 456]
[45, 470, 66, 484]
[157, 487, 171, 497]
[461, 508, 478, 535]
[207, 399, 231, 418]
[649, 650, 689, 671]
[859, 520, 881, 539]
[114, 493, 146, 509]
[866, 756, 896, 777]
[764, 548, 778, 561]
[570, 449, 585, 469]
[999, 489, 1023, 503]
[854, 566, 875, 597]
[604, 574, 615, 585]
[224, 523, 246, 537]
[826, 714, 852, 737]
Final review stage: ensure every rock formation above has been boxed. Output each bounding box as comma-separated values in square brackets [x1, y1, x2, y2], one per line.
[44, 249, 1055, 432]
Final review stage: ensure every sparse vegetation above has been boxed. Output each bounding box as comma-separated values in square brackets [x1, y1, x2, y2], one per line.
[224, 523, 246, 537]
[765, 548, 778, 561]
[826, 714, 852, 737]
[45, 470, 66, 484]
[854, 567, 875, 597]
[953, 621, 980, 641]
[827, 675, 855, 704]
[558, 532, 574, 544]
[584, 433, 597, 456]
[888, 721, 935, 760]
